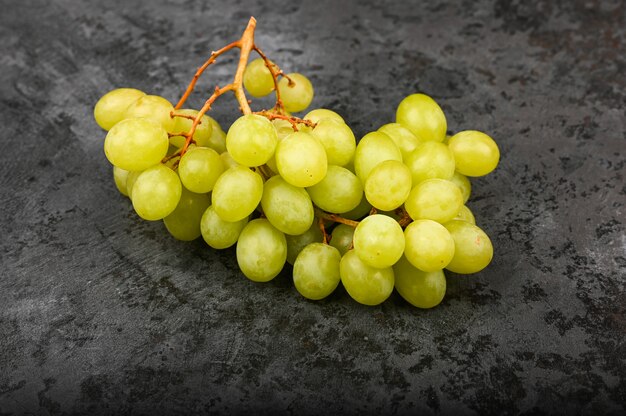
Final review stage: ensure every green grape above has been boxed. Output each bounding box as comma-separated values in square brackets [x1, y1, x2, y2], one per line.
[340, 250, 394, 306]
[396, 93, 447, 142]
[163, 187, 210, 241]
[329, 223, 355, 255]
[113, 166, 130, 197]
[124, 95, 176, 132]
[131, 164, 182, 221]
[444, 220, 493, 274]
[354, 131, 402, 182]
[447, 130, 500, 177]
[220, 151, 239, 169]
[306, 165, 362, 213]
[404, 219, 455, 272]
[278, 73, 314, 113]
[454, 205, 476, 224]
[293, 243, 342, 300]
[405, 179, 463, 224]
[393, 255, 446, 309]
[169, 135, 187, 148]
[104, 118, 169, 171]
[243, 58, 275, 97]
[304, 108, 344, 124]
[353, 214, 405, 268]
[200, 205, 248, 249]
[272, 118, 295, 139]
[125, 170, 142, 199]
[342, 194, 372, 220]
[378, 123, 422, 160]
[261, 175, 314, 235]
[226, 114, 278, 167]
[212, 166, 263, 222]
[275, 131, 327, 187]
[404, 141, 455, 185]
[285, 223, 324, 264]
[364, 160, 412, 211]
[206, 117, 227, 153]
[170, 109, 213, 147]
[94, 88, 145, 131]
[310, 118, 356, 166]
[178, 147, 225, 193]
[236, 218, 287, 282]
[450, 171, 471, 203]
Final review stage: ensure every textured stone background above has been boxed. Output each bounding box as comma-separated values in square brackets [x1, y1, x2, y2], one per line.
[0, 0, 624, 414]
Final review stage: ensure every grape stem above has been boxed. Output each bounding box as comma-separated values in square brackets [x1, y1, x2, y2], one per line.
[253, 110, 316, 132]
[395, 207, 413, 228]
[314, 207, 360, 228]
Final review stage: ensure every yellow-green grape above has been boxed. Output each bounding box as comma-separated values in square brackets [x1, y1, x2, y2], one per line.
[266, 119, 293, 173]
[211, 166, 263, 222]
[170, 109, 213, 147]
[354, 131, 402, 182]
[342, 194, 372, 220]
[340, 250, 394, 306]
[447, 130, 500, 177]
[329, 224, 355, 256]
[131, 165, 182, 221]
[200, 205, 248, 249]
[404, 220, 455, 272]
[444, 220, 493, 274]
[243, 58, 275, 97]
[178, 147, 225, 193]
[125, 170, 142, 199]
[393, 255, 446, 309]
[293, 243, 342, 300]
[206, 117, 227, 153]
[304, 108, 344, 124]
[226, 114, 278, 167]
[396, 93, 447, 142]
[124, 95, 175, 132]
[450, 171, 471, 203]
[261, 176, 314, 235]
[236, 218, 287, 282]
[94, 88, 145, 131]
[353, 214, 405, 268]
[364, 160, 412, 211]
[454, 205, 476, 224]
[278, 73, 314, 113]
[378, 123, 422, 160]
[285, 223, 324, 264]
[306, 165, 362, 214]
[163, 188, 210, 241]
[310, 118, 356, 166]
[113, 166, 130, 197]
[405, 179, 463, 224]
[275, 132, 327, 187]
[169, 135, 186, 149]
[404, 142, 456, 185]
[220, 152, 239, 169]
[104, 118, 169, 171]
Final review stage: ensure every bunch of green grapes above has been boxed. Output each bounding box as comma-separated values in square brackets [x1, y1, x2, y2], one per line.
[95, 57, 499, 310]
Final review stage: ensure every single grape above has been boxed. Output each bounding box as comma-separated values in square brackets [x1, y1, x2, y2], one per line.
[306, 165, 362, 213]
[340, 250, 394, 306]
[125, 170, 142, 199]
[206, 117, 227, 153]
[261, 175, 314, 235]
[293, 243, 342, 300]
[444, 220, 493, 274]
[354, 131, 402, 182]
[447, 130, 500, 177]
[285, 223, 324, 264]
[272, 118, 295, 139]
[200, 205, 248, 249]
[341, 194, 372, 220]
[104, 118, 169, 171]
[329, 223, 355, 256]
[378, 123, 422, 160]
[243, 58, 275, 97]
[450, 171, 471, 203]
[404, 220, 455, 272]
[124, 95, 176, 132]
[212, 166, 263, 222]
[113, 166, 130, 197]
[170, 109, 213, 147]
[393, 255, 446, 309]
[396, 93, 447, 142]
[353, 214, 405, 269]
[236, 218, 287, 282]
[404, 141, 456, 185]
[310, 118, 356, 166]
[278, 73, 314, 113]
[94, 88, 145, 131]
[454, 205, 476, 224]
[304, 108, 344, 124]
[275, 131, 327, 187]
[219, 151, 239, 169]
[178, 147, 225, 193]
[364, 160, 412, 211]
[226, 114, 278, 167]
[131, 165, 182, 221]
[405, 179, 463, 224]
[163, 187, 211, 241]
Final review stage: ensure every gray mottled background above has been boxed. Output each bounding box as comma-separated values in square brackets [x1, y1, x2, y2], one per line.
[0, 0, 624, 414]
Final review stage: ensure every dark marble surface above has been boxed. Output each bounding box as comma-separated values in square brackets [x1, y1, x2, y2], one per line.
[1, 0, 624, 414]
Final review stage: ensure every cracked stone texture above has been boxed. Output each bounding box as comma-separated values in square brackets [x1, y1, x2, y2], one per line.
[0, 0, 624, 414]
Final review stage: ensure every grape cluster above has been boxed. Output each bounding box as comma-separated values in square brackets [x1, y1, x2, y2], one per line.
[95, 27, 499, 309]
